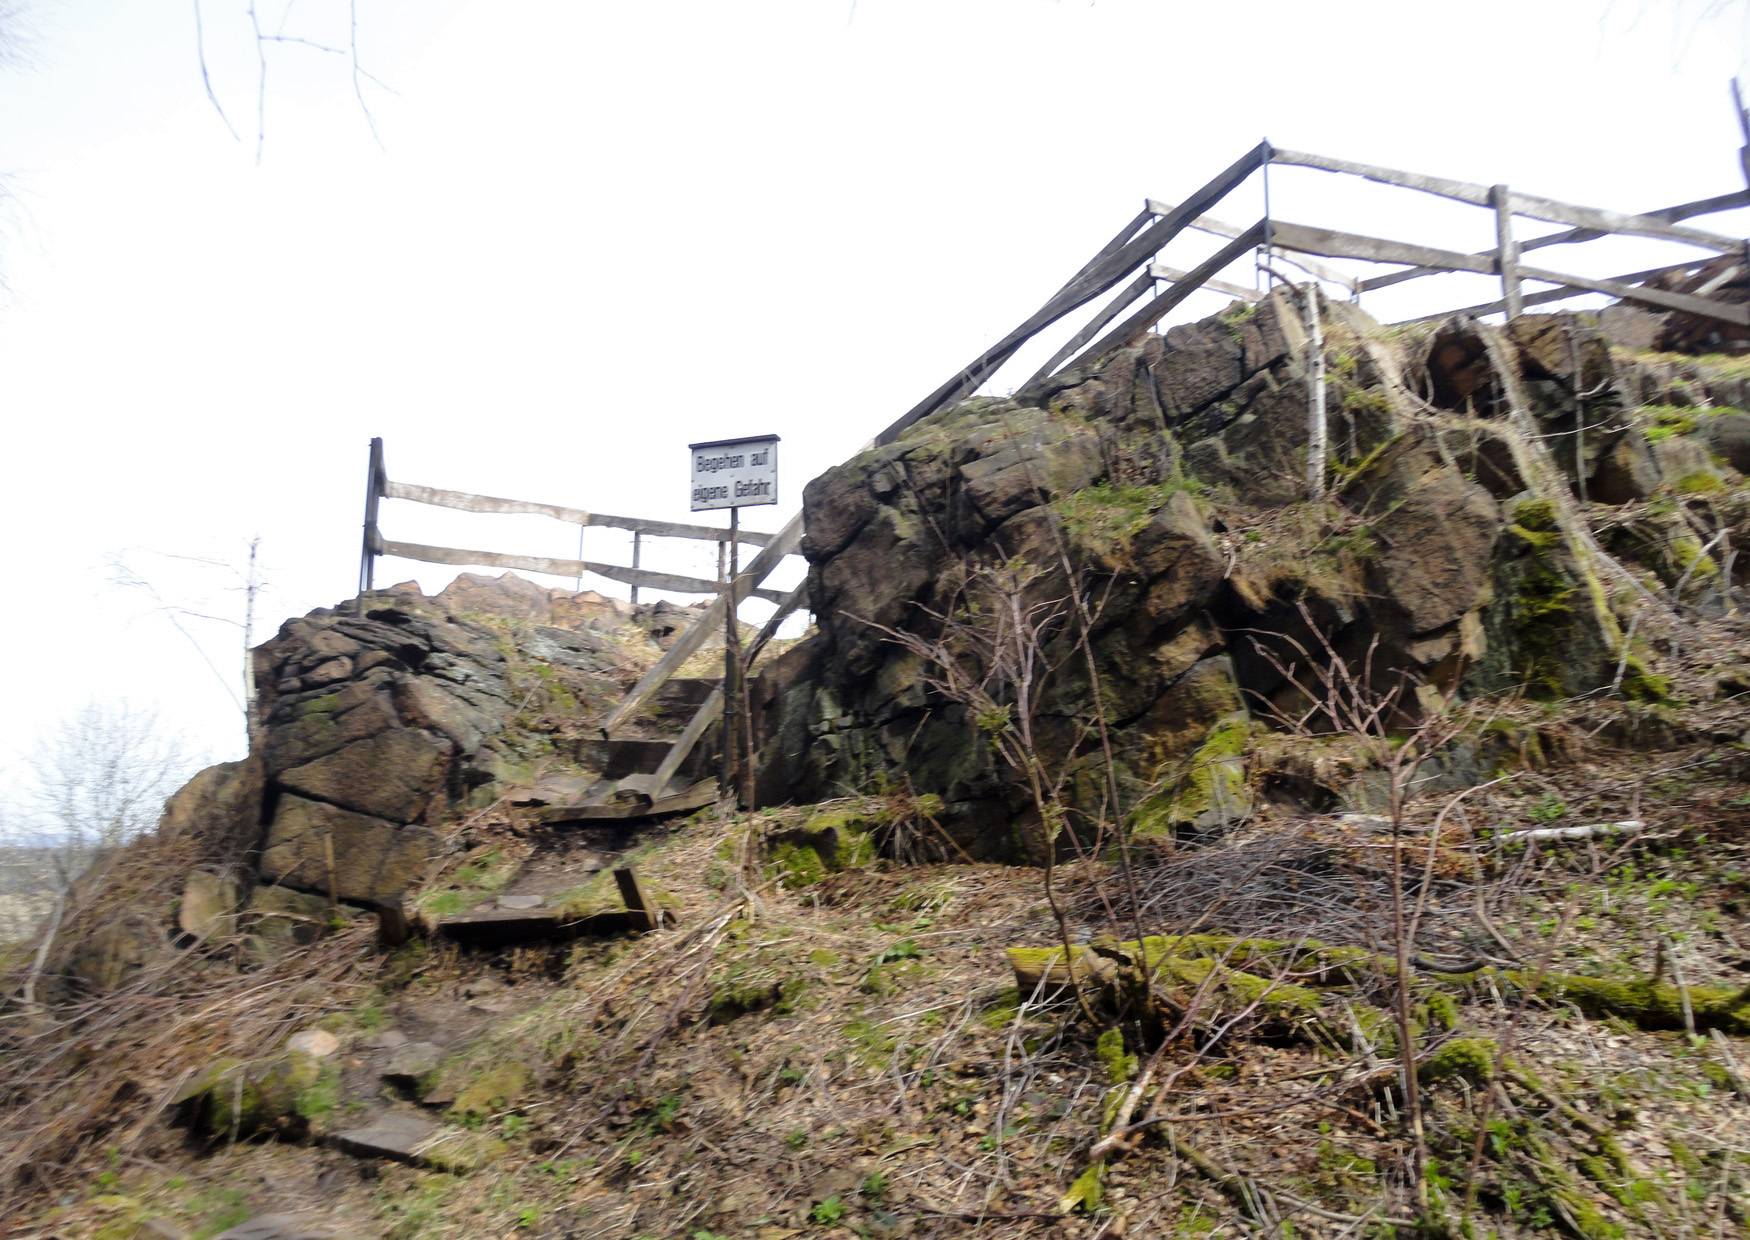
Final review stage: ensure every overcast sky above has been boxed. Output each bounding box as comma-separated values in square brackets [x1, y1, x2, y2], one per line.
[0, 0, 1745, 791]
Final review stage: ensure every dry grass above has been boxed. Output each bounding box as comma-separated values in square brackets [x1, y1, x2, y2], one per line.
[0, 829, 381, 1219]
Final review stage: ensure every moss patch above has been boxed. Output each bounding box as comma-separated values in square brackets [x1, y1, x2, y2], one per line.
[450, 1062, 532, 1123]
[1419, 1036, 1496, 1085]
[1131, 712, 1251, 837]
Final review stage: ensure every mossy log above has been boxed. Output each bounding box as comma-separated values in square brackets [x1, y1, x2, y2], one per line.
[1006, 935, 1750, 1035]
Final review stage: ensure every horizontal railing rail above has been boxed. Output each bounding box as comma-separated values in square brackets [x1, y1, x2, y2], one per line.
[352, 135, 1750, 792]
[356, 438, 792, 611]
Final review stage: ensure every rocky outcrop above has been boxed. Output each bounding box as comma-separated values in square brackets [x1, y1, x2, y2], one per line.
[143, 574, 692, 932]
[761, 294, 1747, 858]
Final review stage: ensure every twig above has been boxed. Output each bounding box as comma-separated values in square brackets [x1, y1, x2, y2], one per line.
[191, 0, 240, 141]
[1495, 819, 1644, 844]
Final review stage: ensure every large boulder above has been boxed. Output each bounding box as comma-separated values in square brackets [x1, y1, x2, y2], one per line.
[259, 796, 437, 907]
[237, 578, 669, 909]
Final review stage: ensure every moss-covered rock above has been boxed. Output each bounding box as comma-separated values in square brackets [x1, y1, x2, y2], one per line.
[449, 1062, 531, 1123]
[1419, 1036, 1496, 1085]
[763, 806, 881, 887]
[1130, 711, 1253, 839]
[173, 1048, 341, 1141]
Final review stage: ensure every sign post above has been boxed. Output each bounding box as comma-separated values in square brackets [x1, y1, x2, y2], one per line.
[690, 435, 779, 808]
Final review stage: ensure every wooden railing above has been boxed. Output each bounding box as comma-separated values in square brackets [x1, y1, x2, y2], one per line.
[605, 140, 1747, 782]
[357, 140, 1748, 795]
[356, 437, 788, 607]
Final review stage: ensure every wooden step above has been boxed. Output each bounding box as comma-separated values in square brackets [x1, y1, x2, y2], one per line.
[533, 777, 717, 824]
[431, 865, 673, 946]
[653, 677, 721, 710]
[603, 733, 715, 782]
[603, 737, 677, 779]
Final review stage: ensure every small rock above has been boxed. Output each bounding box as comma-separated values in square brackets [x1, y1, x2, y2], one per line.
[332, 1112, 504, 1172]
[496, 894, 543, 910]
[286, 1029, 341, 1059]
[381, 1040, 443, 1085]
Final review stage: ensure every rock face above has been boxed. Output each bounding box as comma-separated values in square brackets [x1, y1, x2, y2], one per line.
[143, 573, 685, 928]
[760, 295, 1746, 857]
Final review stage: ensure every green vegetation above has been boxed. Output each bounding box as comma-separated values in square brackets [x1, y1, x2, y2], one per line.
[1054, 479, 1203, 559]
[450, 1062, 532, 1124]
[1418, 1036, 1496, 1085]
[1130, 712, 1251, 837]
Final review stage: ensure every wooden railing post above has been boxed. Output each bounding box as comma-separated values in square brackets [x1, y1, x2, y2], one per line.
[1492, 183, 1524, 320]
[721, 511, 742, 806]
[630, 530, 642, 606]
[358, 437, 385, 607]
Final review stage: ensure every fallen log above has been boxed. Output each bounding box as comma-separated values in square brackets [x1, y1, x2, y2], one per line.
[1006, 934, 1750, 1035]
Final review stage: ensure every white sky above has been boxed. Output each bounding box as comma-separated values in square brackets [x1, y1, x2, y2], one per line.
[0, 0, 1746, 786]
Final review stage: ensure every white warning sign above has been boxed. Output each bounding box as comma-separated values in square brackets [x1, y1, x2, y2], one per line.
[689, 434, 779, 512]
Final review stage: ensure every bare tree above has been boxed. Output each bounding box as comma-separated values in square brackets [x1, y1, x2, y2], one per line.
[193, 1, 389, 161]
[24, 701, 193, 884]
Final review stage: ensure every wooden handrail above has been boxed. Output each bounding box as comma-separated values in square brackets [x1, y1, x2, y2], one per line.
[1061, 223, 1266, 373]
[1269, 220, 1499, 276]
[1389, 257, 1726, 325]
[380, 539, 788, 603]
[1360, 188, 1750, 293]
[601, 513, 804, 736]
[383, 480, 773, 547]
[643, 580, 809, 793]
[873, 142, 1271, 448]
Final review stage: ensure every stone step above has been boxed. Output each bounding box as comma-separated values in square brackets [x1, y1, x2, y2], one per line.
[330, 1110, 501, 1172]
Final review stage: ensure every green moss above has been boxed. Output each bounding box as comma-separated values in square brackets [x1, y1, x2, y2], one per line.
[1419, 1037, 1496, 1086]
[297, 692, 342, 717]
[843, 1016, 897, 1066]
[1422, 989, 1460, 1031]
[1511, 971, 1750, 1034]
[1501, 527, 1586, 697]
[767, 841, 828, 888]
[1642, 404, 1704, 438]
[1514, 497, 1558, 530]
[419, 891, 466, 918]
[1674, 471, 1724, 495]
[1673, 535, 1721, 581]
[763, 809, 879, 887]
[1054, 480, 1203, 559]
[1059, 1162, 1105, 1213]
[979, 988, 1022, 1031]
[1620, 656, 1673, 703]
[1095, 1028, 1138, 1083]
[1340, 386, 1394, 416]
[450, 1063, 531, 1123]
[1332, 431, 1404, 489]
[1132, 713, 1252, 836]
[183, 1051, 328, 1141]
[293, 1063, 342, 1127]
[707, 969, 807, 1022]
